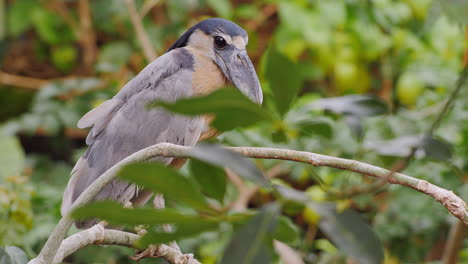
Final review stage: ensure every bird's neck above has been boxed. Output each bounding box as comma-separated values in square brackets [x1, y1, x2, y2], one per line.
[186, 47, 228, 96]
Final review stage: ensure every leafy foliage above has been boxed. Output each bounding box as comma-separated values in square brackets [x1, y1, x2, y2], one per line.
[152, 88, 273, 131]
[1, 0, 468, 263]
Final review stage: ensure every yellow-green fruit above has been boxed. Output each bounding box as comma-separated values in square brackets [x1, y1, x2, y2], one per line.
[52, 45, 77, 73]
[334, 62, 370, 94]
[303, 206, 320, 225]
[396, 73, 425, 106]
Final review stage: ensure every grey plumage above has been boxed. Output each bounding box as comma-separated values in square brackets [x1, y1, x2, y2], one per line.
[62, 18, 263, 228]
[61, 48, 203, 227]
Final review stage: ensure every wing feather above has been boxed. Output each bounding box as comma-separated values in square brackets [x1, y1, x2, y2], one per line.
[61, 49, 202, 228]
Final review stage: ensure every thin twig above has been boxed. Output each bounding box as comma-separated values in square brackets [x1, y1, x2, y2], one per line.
[0, 71, 49, 90]
[28, 143, 468, 264]
[78, 0, 97, 72]
[442, 220, 467, 264]
[154, 194, 181, 252]
[227, 165, 283, 211]
[45, 1, 80, 35]
[124, 0, 157, 62]
[139, 0, 162, 17]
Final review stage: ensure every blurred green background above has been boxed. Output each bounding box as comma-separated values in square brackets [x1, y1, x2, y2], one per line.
[0, 0, 467, 263]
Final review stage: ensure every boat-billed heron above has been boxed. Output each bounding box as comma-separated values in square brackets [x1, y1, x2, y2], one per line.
[61, 18, 263, 228]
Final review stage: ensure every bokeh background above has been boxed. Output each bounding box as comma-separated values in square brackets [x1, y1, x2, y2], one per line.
[1, 0, 468, 263]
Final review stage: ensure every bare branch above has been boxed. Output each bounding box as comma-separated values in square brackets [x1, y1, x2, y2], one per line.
[52, 226, 200, 264]
[124, 0, 157, 62]
[28, 143, 468, 264]
[0, 71, 49, 90]
[442, 220, 467, 264]
[78, 0, 97, 72]
[140, 0, 162, 17]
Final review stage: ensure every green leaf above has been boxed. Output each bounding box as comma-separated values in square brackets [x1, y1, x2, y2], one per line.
[96, 41, 133, 73]
[190, 159, 226, 203]
[364, 135, 453, 161]
[423, 0, 443, 32]
[263, 47, 303, 115]
[310, 203, 384, 264]
[0, 135, 25, 178]
[5, 246, 28, 264]
[225, 211, 299, 245]
[190, 143, 270, 187]
[138, 220, 219, 247]
[295, 118, 333, 139]
[7, 0, 39, 36]
[0, 247, 12, 264]
[421, 137, 453, 161]
[221, 203, 280, 264]
[72, 201, 206, 226]
[152, 88, 273, 131]
[311, 95, 388, 117]
[273, 216, 300, 245]
[119, 163, 211, 211]
[206, 0, 233, 18]
[274, 185, 309, 204]
[31, 8, 75, 44]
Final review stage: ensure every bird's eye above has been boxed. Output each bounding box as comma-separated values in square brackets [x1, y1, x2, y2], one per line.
[214, 36, 227, 49]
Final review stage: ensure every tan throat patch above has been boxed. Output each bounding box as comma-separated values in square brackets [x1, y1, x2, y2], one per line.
[187, 48, 228, 96]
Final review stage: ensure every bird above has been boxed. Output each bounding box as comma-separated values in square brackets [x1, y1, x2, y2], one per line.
[61, 18, 263, 228]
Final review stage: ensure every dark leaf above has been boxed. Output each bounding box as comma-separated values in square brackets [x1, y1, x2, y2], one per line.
[151, 88, 273, 131]
[344, 115, 363, 139]
[274, 185, 309, 204]
[310, 202, 384, 264]
[225, 210, 299, 245]
[263, 47, 303, 116]
[365, 135, 422, 157]
[190, 143, 270, 187]
[311, 95, 388, 117]
[138, 221, 219, 247]
[221, 203, 280, 264]
[421, 137, 453, 161]
[0, 247, 12, 264]
[119, 163, 211, 211]
[296, 118, 333, 139]
[72, 201, 207, 226]
[190, 159, 226, 203]
[273, 216, 300, 245]
[364, 135, 452, 160]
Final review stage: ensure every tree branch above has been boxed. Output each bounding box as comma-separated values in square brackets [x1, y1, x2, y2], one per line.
[52, 225, 200, 264]
[124, 0, 157, 62]
[28, 143, 468, 264]
[0, 71, 49, 90]
[78, 0, 97, 72]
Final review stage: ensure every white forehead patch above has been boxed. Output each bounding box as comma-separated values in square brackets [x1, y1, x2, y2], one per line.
[232, 36, 247, 49]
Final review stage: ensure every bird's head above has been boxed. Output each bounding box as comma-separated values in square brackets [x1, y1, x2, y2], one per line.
[168, 18, 263, 104]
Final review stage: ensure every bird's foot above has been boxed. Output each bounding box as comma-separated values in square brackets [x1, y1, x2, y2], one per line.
[175, 253, 196, 264]
[130, 245, 160, 261]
